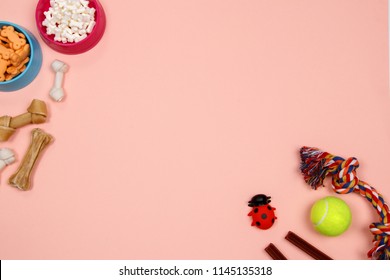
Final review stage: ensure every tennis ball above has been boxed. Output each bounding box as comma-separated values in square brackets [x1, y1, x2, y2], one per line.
[310, 196, 352, 236]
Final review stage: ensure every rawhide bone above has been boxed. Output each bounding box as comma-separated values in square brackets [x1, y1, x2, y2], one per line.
[0, 99, 47, 142]
[9, 128, 53, 191]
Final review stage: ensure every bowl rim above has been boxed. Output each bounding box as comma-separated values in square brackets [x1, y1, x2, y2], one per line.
[0, 21, 36, 85]
[35, 0, 103, 47]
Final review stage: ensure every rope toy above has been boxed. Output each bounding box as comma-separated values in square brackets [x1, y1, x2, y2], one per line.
[299, 146, 390, 260]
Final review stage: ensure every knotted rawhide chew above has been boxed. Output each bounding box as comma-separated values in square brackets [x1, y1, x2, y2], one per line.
[0, 99, 47, 142]
[300, 146, 390, 260]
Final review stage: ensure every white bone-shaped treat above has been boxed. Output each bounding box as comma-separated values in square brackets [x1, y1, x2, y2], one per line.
[42, 0, 96, 43]
[50, 60, 69, 102]
[0, 148, 15, 171]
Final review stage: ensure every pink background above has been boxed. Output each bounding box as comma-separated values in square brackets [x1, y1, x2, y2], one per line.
[0, 0, 389, 260]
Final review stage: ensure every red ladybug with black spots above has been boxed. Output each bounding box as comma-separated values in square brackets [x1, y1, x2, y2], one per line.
[248, 194, 277, 230]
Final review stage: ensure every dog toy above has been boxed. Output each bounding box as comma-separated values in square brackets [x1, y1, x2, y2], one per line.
[8, 128, 53, 191]
[0, 147, 15, 171]
[300, 146, 390, 260]
[248, 194, 277, 230]
[0, 99, 47, 142]
[310, 196, 352, 236]
[50, 60, 69, 102]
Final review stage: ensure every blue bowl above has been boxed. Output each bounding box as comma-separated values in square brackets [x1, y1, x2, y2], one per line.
[0, 21, 42, 92]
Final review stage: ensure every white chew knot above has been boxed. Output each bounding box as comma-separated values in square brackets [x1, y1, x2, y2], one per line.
[0, 148, 15, 171]
[50, 60, 69, 102]
[42, 0, 96, 43]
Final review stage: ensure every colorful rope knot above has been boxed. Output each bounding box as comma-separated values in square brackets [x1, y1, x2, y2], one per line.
[331, 157, 359, 194]
[368, 221, 390, 260]
[300, 146, 390, 260]
[370, 222, 390, 237]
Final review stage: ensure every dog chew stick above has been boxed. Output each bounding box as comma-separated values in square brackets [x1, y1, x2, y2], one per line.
[285, 231, 333, 260]
[265, 243, 288, 260]
[8, 128, 53, 191]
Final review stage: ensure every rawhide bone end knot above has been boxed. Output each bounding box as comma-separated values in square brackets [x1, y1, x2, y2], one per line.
[8, 128, 53, 191]
[299, 146, 390, 260]
[50, 60, 69, 102]
[0, 99, 47, 142]
[0, 148, 15, 171]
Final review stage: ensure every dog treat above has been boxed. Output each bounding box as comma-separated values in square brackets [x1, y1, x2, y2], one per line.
[285, 231, 333, 260]
[42, 0, 96, 43]
[0, 35, 10, 44]
[50, 60, 69, 102]
[5, 66, 26, 81]
[265, 243, 288, 260]
[0, 99, 47, 142]
[10, 44, 30, 66]
[7, 57, 29, 75]
[0, 147, 15, 171]
[0, 44, 14, 60]
[8, 128, 53, 191]
[0, 58, 10, 82]
[0, 26, 30, 82]
[1, 26, 26, 50]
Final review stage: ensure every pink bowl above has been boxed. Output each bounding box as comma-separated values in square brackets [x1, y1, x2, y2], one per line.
[35, 0, 106, 54]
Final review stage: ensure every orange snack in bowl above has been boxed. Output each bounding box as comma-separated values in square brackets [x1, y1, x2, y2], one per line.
[7, 57, 29, 75]
[0, 26, 30, 82]
[1, 26, 26, 50]
[10, 44, 30, 66]
[0, 44, 14, 60]
[0, 58, 10, 82]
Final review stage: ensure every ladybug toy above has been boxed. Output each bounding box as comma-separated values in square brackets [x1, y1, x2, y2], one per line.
[248, 194, 277, 230]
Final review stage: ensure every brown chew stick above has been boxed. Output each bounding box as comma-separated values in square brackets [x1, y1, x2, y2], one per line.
[8, 128, 53, 191]
[285, 231, 333, 260]
[0, 99, 47, 141]
[265, 243, 288, 260]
